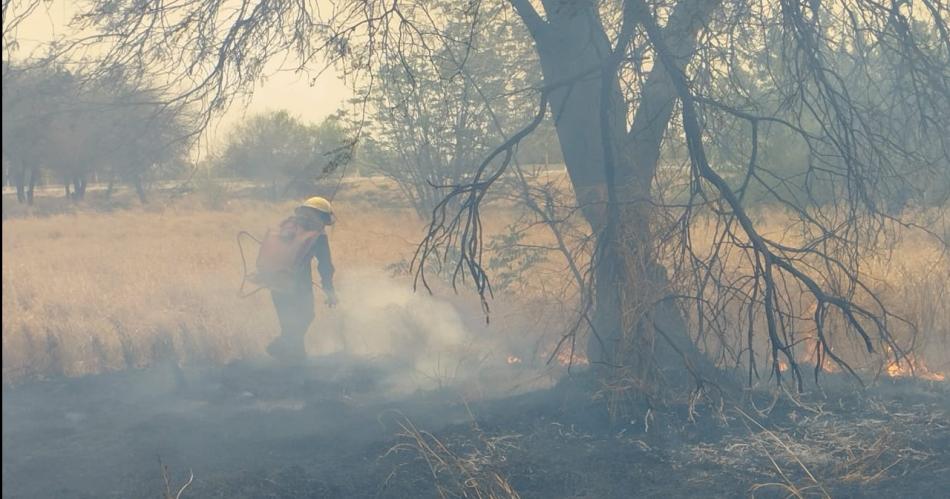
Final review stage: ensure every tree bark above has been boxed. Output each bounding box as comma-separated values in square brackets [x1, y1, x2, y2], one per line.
[72, 174, 87, 200]
[134, 176, 148, 204]
[27, 167, 36, 205]
[106, 174, 116, 199]
[15, 164, 25, 203]
[515, 0, 726, 399]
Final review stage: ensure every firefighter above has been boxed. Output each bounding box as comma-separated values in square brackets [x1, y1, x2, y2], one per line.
[265, 196, 339, 363]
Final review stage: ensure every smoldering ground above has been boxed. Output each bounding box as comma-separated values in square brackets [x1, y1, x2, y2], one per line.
[1, 269, 570, 499]
[5, 345, 950, 498]
[309, 269, 561, 396]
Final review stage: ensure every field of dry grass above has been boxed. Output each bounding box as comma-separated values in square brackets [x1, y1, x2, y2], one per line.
[1, 180, 576, 385]
[1, 199, 388, 381]
[2, 177, 949, 384]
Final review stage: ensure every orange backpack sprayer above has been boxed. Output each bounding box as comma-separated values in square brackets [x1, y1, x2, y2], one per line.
[237, 215, 324, 297]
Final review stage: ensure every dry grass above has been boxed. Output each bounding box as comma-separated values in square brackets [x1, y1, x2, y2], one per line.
[679, 207, 950, 378]
[685, 398, 945, 497]
[2, 178, 948, 384]
[384, 414, 522, 499]
[1, 192, 426, 382]
[1, 182, 575, 384]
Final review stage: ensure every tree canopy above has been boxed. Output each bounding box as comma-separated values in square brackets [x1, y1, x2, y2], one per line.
[1, 60, 191, 203]
[215, 109, 350, 198]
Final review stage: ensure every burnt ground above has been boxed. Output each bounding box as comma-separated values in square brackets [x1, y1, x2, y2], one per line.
[3, 356, 949, 499]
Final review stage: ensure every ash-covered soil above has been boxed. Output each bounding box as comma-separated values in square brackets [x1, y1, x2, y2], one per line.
[3, 356, 949, 498]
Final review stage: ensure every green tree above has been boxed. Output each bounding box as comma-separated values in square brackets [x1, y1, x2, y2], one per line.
[217, 110, 349, 199]
[1, 62, 191, 203]
[1, 62, 75, 203]
[362, 1, 550, 218]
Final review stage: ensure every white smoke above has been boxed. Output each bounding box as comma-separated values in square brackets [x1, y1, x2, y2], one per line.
[307, 269, 491, 394]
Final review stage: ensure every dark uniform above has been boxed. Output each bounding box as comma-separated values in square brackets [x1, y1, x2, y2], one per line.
[266, 215, 335, 363]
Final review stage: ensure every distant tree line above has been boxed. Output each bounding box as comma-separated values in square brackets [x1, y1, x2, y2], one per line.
[210, 109, 353, 200]
[1, 61, 190, 204]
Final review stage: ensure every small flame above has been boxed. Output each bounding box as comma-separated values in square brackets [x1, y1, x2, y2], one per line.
[796, 306, 839, 374]
[776, 357, 836, 374]
[798, 344, 840, 373]
[506, 355, 522, 365]
[886, 355, 946, 381]
[553, 348, 588, 367]
[535, 344, 590, 367]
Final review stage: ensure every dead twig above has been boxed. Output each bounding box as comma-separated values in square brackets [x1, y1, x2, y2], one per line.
[383, 414, 521, 499]
[735, 407, 831, 499]
[160, 460, 194, 499]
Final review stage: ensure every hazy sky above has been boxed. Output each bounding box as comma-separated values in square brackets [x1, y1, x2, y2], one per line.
[201, 70, 353, 153]
[9, 0, 355, 153]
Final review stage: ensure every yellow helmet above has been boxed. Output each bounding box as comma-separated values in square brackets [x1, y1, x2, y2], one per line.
[298, 196, 336, 225]
[300, 196, 333, 215]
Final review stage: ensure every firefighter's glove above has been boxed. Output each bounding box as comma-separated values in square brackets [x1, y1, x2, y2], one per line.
[325, 290, 339, 308]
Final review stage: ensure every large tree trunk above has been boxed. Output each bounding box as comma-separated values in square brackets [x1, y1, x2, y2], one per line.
[134, 176, 148, 204]
[15, 164, 25, 203]
[517, 0, 726, 401]
[73, 174, 87, 200]
[106, 174, 116, 199]
[26, 166, 36, 205]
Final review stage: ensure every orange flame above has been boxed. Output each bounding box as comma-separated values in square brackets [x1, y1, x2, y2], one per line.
[535, 344, 590, 367]
[795, 306, 839, 373]
[554, 349, 589, 367]
[886, 355, 946, 381]
[798, 345, 840, 373]
[506, 355, 522, 365]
